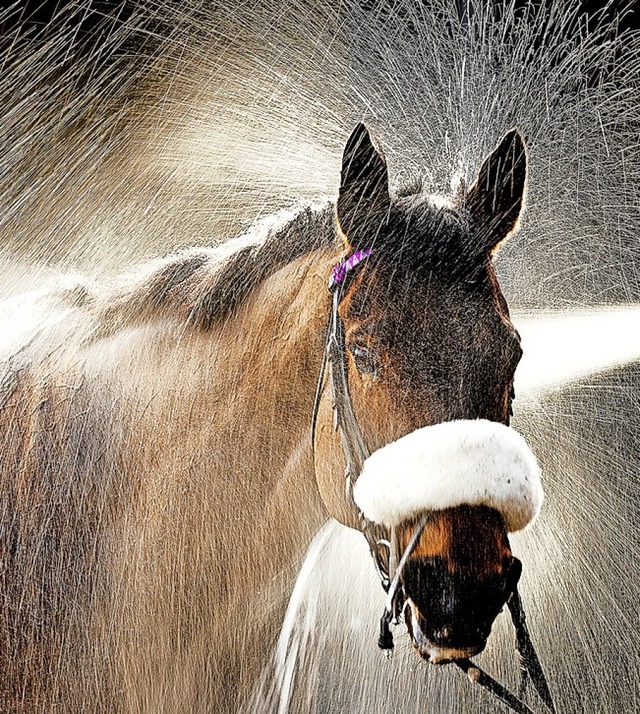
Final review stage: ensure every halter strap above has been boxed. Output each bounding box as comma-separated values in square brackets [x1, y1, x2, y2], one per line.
[311, 247, 392, 588]
[311, 247, 373, 453]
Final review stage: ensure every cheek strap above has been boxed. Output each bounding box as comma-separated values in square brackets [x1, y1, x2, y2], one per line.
[311, 250, 391, 589]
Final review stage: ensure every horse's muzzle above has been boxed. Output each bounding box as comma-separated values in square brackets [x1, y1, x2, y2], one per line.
[404, 598, 487, 665]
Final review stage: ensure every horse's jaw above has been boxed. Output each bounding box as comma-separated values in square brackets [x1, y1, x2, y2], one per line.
[404, 599, 485, 665]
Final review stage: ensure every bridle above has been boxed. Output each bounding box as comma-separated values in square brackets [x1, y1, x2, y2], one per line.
[310, 247, 558, 714]
[311, 247, 392, 589]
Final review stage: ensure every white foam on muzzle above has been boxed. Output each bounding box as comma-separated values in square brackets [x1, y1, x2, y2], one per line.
[353, 419, 543, 532]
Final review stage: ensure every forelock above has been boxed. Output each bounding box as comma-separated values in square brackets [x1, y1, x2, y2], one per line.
[377, 191, 483, 283]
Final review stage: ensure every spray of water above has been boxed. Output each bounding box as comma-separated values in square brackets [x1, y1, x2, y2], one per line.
[252, 302, 640, 713]
[516, 305, 640, 392]
[2, 1, 640, 713]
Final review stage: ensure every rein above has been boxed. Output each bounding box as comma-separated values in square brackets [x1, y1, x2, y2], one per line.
[310, 248, 557, 714]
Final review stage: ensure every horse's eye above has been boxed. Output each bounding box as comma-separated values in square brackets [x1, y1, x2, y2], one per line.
[350, 344, 378, 376]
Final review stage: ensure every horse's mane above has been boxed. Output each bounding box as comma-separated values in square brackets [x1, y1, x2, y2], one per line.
[92, 202, 338, 337]
[90, 189, 469, 340]
[8, 186, 473, 351]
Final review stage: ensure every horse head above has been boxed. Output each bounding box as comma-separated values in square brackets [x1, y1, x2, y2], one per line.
[313, 123, 541, 665]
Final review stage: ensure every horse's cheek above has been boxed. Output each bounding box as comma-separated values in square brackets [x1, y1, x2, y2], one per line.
[313, 387, 362, 530]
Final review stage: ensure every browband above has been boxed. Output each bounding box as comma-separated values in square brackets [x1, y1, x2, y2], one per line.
[329, 247, 372, 290]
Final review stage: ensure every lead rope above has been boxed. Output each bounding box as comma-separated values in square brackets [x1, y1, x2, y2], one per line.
[310, 250, 557, 714]
[452, 585, 557, 714]
[508, 590, 557, 714]
[455, 659, 538, 714]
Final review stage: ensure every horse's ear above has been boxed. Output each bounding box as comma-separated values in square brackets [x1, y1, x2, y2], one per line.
[466, 129, 527, 255]
[337, 123, 390, 252]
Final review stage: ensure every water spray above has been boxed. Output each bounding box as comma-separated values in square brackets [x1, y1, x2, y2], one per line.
[2, 2, 640, 713]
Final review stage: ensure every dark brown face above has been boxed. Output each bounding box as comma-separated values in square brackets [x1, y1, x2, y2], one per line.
[334, 123, 526, 444]
[340, 261, 523, 445]
[316, 123, 529, 662]
[338, 246, 522, 661]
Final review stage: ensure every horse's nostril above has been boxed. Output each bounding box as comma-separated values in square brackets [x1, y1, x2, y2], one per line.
[439, 625, 453, 641]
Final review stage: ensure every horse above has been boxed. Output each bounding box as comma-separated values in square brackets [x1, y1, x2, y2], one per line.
[0, 122, 537, 713]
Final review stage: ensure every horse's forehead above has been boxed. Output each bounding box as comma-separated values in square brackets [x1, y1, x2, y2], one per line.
[344, 262, 500, 330]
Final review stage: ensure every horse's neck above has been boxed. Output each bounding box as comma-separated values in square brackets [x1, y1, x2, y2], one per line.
[196, 247, 341, 696]
[70, 246, 340, 709]
[114, 245, 338, 600]
[207, 246, 338, 572]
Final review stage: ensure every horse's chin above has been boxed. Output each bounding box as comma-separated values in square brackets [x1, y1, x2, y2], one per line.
[405, 599, 485, 666]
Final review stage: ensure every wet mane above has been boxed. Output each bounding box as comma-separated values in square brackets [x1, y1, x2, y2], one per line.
[94, 202, 338, 336]
[89, 186, 476, 340]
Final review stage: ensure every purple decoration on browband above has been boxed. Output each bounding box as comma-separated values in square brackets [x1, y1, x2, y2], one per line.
[329, 247, 372, 290]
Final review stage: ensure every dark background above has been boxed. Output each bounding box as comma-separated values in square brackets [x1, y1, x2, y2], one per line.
[1, 1, 638, 68]
[1, 0, 639, 311]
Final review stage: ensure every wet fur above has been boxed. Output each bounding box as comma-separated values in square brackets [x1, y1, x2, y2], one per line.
[0, 241, 337, 712]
